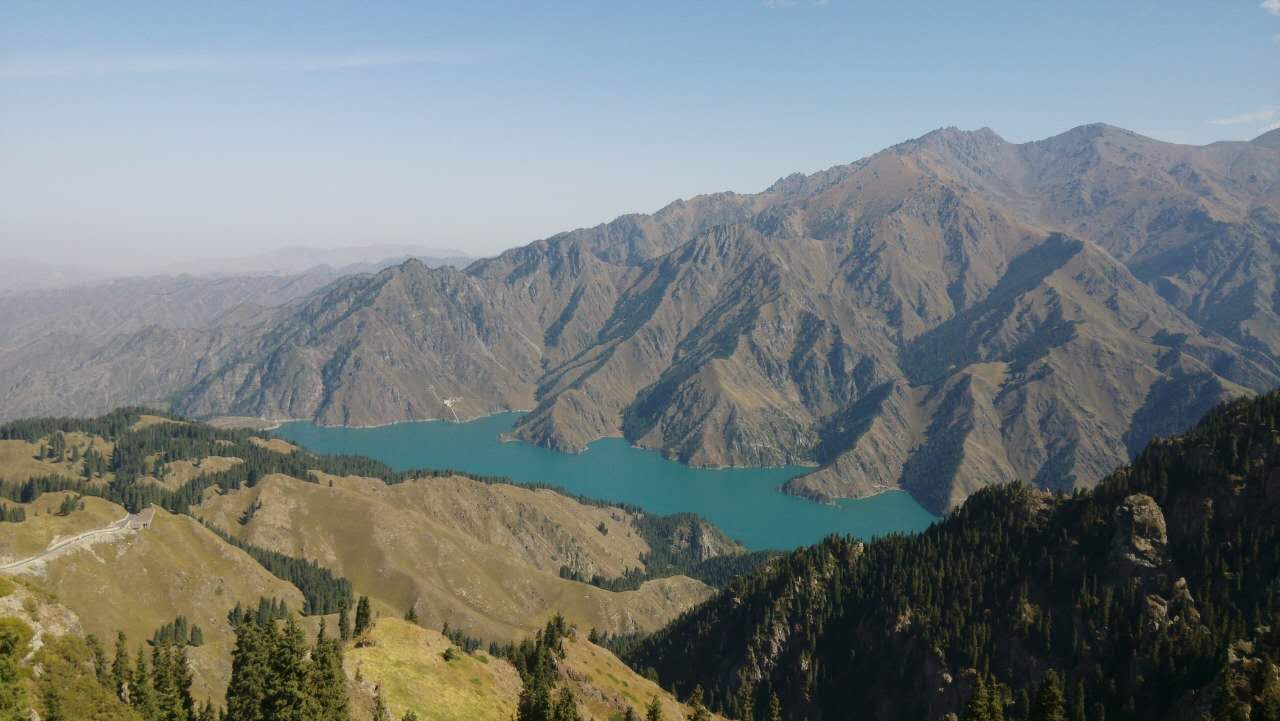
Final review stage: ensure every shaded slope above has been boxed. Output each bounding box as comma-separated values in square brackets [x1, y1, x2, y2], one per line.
[627, 391, 1280, 720]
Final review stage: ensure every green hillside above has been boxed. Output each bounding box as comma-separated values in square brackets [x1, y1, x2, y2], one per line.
[626, 391, 1280, 721]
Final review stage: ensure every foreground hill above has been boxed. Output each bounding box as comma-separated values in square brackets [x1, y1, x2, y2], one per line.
[195, 470, 717, 642]
[6, 125, 1278, 513]
[345, 617, 723, 721]
[625, 391, 1280, 720]
[0, 408, 744, 702]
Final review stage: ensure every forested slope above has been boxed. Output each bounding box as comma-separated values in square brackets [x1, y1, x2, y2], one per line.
[627, 392, 1280, 721]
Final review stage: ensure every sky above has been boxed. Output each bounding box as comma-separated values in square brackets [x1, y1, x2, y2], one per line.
[2, 0, 1278, 272]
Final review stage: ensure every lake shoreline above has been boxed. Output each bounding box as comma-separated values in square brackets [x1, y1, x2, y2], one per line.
[272, 414, 938, 550]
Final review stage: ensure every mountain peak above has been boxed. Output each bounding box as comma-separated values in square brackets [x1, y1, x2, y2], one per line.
[1253, 127, 1280, 150]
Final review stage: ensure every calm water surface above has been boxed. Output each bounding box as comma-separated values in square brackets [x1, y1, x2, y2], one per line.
[273, 412, 936, 550]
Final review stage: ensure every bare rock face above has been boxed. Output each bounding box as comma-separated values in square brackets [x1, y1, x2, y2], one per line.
[1109, 494, 1170, 578]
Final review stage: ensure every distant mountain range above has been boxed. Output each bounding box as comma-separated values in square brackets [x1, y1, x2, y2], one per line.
[0, 243, 471, 293]
[153, 243, 472, 277]
[3, 124, 1279, 514]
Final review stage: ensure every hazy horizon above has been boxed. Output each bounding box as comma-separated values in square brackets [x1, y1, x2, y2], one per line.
[3, 1, 1278, 273]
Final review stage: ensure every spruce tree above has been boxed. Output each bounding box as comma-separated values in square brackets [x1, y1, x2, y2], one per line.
[962, 674, 990, 721]
[354, 596, 372, 637]
[688, 685, 711, 721]
[736, 684, 756, 721]
[551, 687, 583, 721]
[305, 623, 350, 721]
[175, 647, 196, 721]
[1070, 680, 1086, 721]
[515, 674, 553, 721]
[131, 647, 157, 720]
[0, 624, 29, 721]
[986, 676, 1005, 721]
[645, 696, 664, 721]
[86, 634, 109, 687]
[226, 616, 269, 721]
[266, 615, 308, 721]
[1030, 670, 1066, 721]
[112, 632, 130, 703]
[768, 693, 782, 721]
[338, 602, 351, 642]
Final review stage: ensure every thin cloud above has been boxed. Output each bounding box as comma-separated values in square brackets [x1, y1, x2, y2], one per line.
[0, 47, 506, 79]
[1264, 0, 1280, 15]
[1208, 107, 1279, 126]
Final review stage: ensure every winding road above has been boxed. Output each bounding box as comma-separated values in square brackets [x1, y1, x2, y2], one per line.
[0, 507, 154, 573]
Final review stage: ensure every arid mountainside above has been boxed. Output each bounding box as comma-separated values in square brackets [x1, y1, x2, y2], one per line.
[7, 125, 1280, 512]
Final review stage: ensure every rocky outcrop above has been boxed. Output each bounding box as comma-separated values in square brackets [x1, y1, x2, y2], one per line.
[1108, 494, 1171, 579]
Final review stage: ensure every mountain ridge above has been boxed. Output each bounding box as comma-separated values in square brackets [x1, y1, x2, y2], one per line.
[4, 123, 1280, 513]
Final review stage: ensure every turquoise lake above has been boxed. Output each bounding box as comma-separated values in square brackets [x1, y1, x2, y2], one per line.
[272, 412, 937, 550]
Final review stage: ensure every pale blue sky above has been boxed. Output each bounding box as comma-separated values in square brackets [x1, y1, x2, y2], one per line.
[2, 1, 1278, 270]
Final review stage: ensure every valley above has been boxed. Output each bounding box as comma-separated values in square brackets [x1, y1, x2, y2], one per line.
[272, 412, 937, 550]
[6, 4, 1277, 718]
[0, 408, 750, 705]
[3, 125, 1278, 516]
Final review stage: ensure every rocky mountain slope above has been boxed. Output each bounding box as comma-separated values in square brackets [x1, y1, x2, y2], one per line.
[7, 125, 1280, 513]
[624, 390, 1280, 721]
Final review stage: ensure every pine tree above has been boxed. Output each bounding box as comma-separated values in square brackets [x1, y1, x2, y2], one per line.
[623, 708, 638, 721]
[86, 633, 110, 687]
[1029, 670, 1066, 721]
[354, 596, 372, 637]
[736, 684, 756, 721]
[1212, 664, 1250, 721]
[0, 623, 29, 721]
[112, 631, 130, 703]
[131, 647, 157, 720]
[688, 685, 711, 721]
[962, 674, 990, 721]
[1070, 680, 1086, 721]
[404, 601, 418, 624]
[551, 687, 583, 721]
[515, 674, 553, 721]
[266, 615, 308, 721]
[226, 616, 269, 721]
[305, 623, 350, 721]
[767, 693, 782, 721]
[338, 602, 351, 642]
[645, 696, 664, 721]
[986, 676, 1005, 721]
[175, 647, 196, 721]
